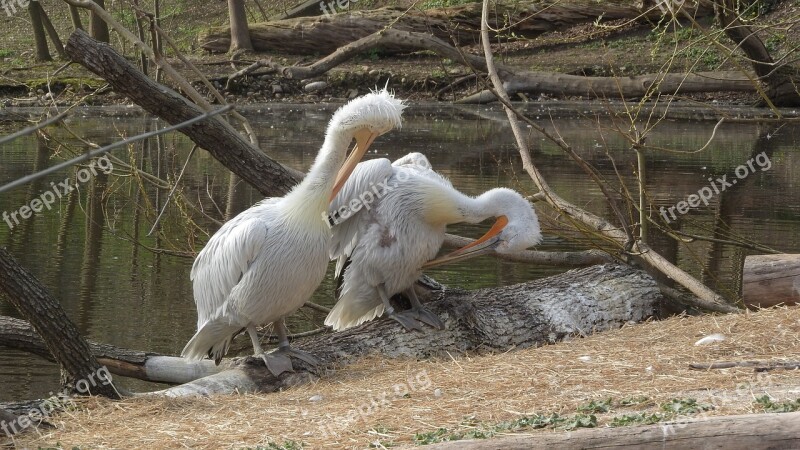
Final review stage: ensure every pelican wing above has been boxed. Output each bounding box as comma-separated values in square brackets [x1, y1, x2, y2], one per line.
[190, 199, 278, 327]
[328, 158, 395, 274]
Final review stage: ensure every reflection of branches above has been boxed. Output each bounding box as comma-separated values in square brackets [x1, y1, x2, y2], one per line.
[0, 106, 233, 194]
[479, 0, 734, 312]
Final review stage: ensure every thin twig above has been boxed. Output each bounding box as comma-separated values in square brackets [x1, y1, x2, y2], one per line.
[0, 106, 233, 194]
[148, 145, 199, 236]
[0, 111, 69, 145]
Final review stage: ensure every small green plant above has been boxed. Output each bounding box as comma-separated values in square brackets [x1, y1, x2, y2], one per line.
[765, 33, 786, 53]
[562, 414, 597, 430]
[253, 441, 303, 450]
[619, 395, 651, 406]
[578, 398, 614, 413]
[0, 49, 13, 58]
[660, 398, 714, 415]
[610, 412, 666, 427]
[755, 395, 800, 413]
[421, 0, 480, 9]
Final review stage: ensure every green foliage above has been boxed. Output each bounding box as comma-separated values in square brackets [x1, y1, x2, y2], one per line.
[250, 441, 304, 450]
[755, 395, 800, 413]
[610, 412, 666, 427]
[0, 49, 13, 58]
[578, 398, 614, 413]
[660, 398, 714, 415]
[562, 414, 598, 430]
[421, 0, 480, 9]
[619, 396, 651, 406]
[765, 32, 787, 53]
[412, 412, 596, 445]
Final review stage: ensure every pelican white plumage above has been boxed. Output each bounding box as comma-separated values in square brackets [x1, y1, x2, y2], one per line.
[181, 90, 405, 375]
[324, 153, 541, 331]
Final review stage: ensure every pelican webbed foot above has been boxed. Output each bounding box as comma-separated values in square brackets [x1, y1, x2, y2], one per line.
[257, 320, 321, 376]
[404, 287, 445, 330]
[260, 351, 294, 376]
[386, 309, 425, 331]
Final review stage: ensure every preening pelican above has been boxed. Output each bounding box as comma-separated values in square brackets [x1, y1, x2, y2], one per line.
[181, 90, 405, 375]
[324, 153, 541, 331]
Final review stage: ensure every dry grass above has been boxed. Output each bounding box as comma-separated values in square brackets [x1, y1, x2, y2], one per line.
[6, 307, 800, 449]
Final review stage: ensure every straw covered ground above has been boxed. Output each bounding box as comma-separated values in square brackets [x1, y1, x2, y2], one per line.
[6, 307, 800, 449]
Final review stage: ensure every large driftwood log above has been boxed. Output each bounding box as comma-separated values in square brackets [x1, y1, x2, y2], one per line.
[63, 29, 302, 198]
[427, 411, 800, 449]
[201, 2, 714, 54]
[0, 316, 223, 385]
[742, 254, 800, 308]
[152, 264, 660, 397]
[262, 28, 756, 102]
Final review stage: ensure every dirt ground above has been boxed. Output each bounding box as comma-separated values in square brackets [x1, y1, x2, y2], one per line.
[4, 306, 798, 449]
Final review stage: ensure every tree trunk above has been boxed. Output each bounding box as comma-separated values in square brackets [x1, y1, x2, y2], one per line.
[427, 411, 800, 449]
[200, 2, 714, 54]
[0, 249, 119, 399]
[64, 29, 302, 198]
[715, 0, 800, 106]
[28, 1, 51, 62]
[152, 264, 660, 397]
[227, 0, 253, 52]
[89, 0, 110, 43]
[37, 2, 66, 59]
[69, 4, 83, 30]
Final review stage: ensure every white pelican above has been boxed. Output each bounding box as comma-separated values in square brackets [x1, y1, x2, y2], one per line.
[181, 90, 405, 375]
[324, 153, 541, 331]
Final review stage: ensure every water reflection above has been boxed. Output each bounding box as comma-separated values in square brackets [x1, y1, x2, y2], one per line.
[0, 103, 799, 401]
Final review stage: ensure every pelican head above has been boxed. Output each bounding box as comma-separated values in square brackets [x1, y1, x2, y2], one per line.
[330, 89, 406, 200]
[423, 188, 542, 268]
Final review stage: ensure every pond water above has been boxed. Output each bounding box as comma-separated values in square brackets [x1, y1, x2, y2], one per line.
[1, 102, 799, 402]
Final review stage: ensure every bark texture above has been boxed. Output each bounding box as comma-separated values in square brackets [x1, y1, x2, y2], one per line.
[155, 264, 661, 397]
[427, 411, 800, 449]
[0, 249, 119, 398]
[200, 2, 714, 54]
[227, 0, 253, 52]
[64, 29, 301, 197]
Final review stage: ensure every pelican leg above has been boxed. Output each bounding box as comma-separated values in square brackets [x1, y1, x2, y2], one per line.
[247, 326, 264, 354]
[404, 287, 445, 330]
[259, 320, 320, 376]
[378, 283, 424, 331]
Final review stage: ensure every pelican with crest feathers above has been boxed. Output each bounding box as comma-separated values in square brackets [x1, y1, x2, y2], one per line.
[324, 152, 541, 331]
[181, 89, 405, 375]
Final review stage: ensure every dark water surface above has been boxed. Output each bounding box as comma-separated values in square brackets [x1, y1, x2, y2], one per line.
[1, 102, 798, 401]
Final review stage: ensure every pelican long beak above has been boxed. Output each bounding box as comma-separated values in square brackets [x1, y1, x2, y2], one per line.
[422, 215, 509, 269]
[330, 129, 379, 202]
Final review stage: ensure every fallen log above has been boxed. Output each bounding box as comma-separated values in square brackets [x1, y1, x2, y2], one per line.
[262, 28, 756, 102]
[200, 2, 714, 55]
[427, 411, 800, 449]
[742, 254, 800, 308]
[458, 71, 757, 103]
[152, 263, 661, 397]
[0, 316, 223, 385]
